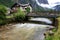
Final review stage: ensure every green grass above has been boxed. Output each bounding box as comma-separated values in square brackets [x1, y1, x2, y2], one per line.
[52, 17, 60, 40]
[45, 17, 60, 40]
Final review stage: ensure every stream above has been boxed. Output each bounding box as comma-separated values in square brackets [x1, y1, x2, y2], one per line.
[0, 18, 54, 40]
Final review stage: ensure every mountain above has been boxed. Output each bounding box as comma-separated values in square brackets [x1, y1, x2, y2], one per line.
[18, 0, 48, 12]
[18, 0, 29, 4]
[18, 0, 60, 11]
[55, 2, 60, 4]
[54, 5, 60, 11]
[38, 0, 48, 4]
[0, 0, 52, 12]
[0, 0, 14, 7]
[18, 0, 48, 4]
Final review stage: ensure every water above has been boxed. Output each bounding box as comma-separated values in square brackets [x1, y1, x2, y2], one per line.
[29, 18, 52, 24]
[12, 23, 53, 40]
[0, 23, 54, 40]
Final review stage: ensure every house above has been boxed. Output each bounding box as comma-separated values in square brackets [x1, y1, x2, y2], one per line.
[10, 3, 32, 14]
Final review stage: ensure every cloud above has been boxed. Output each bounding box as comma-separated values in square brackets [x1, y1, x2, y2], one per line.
[36, 0, 59, 8]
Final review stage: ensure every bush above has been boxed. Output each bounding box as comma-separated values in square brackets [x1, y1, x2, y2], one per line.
[13, 8, 26, 21]
[25, 7, 30, 13]
[0, 5, 7, 25]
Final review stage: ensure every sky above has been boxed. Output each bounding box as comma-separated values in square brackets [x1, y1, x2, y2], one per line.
[36, 0, 60, 8]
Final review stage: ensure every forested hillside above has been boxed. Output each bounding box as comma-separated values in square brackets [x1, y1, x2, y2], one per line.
[0, 0, 14, 7]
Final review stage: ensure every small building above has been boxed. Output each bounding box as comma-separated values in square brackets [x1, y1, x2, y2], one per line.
[10, 3, 32, 14]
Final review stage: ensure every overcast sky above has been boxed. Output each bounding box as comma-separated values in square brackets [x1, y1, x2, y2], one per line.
[36, 0, 60, 8]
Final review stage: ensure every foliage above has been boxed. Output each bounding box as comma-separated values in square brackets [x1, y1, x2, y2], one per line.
[13, 8, 26, 21]
[45, 36, 53, 40]
[52, 18, 60, 40]
[0, 5, 7, 14]
[0, 5, 7, 25]
[45, 17, 60, 40]
[25, 7, 30, 13]
[0, 5, 26, 25]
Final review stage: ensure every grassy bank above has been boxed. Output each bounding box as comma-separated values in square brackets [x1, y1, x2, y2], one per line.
[52, 17, 60, 40]
[46, 17, 60, 40]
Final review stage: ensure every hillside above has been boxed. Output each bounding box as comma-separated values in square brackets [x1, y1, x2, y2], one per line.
[0, 0, 14, 7]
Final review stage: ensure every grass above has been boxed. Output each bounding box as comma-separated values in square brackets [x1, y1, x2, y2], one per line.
[45, 17, 60, 40]
[52, 17, 60, 40]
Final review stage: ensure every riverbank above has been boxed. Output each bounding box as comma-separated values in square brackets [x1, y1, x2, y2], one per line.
[45, 17, 60, 40]
[53, 17, 60, 40]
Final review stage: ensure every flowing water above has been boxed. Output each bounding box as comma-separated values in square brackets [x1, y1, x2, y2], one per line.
[0, 18, 53, 40]
[29, 18, 52, 24]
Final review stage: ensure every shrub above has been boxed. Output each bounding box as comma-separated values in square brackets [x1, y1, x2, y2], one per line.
[13, 8, 26, 21]
[0, 5, 7, 25]
[25, 7, 30, 13]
